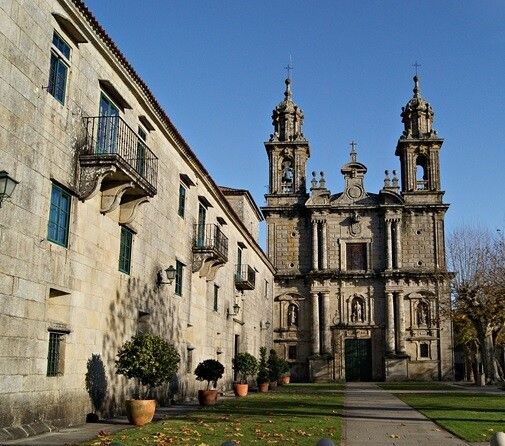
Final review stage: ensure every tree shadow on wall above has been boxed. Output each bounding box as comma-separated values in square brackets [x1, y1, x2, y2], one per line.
[101, 274, 185, 417]
[85, 353, 108, 422]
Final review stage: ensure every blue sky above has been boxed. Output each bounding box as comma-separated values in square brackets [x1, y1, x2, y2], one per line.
[85, 1, 505, 244]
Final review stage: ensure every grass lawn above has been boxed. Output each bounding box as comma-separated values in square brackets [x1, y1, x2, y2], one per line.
[397, 393, 505, 442]
[377, 382, 457, 391]
[84, 384, 344, 446]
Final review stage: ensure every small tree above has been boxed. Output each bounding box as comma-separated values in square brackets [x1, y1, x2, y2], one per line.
[233, 352, 258, 384]
[267, 349, 282, 382]
[194, 359, 224, 390]
[115, 334, 180, 399]
[257, 347, 269, 385]
[279, 358, 291, 377]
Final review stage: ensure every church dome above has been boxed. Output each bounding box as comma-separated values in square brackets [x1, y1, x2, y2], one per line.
[270, 78, 306, 142]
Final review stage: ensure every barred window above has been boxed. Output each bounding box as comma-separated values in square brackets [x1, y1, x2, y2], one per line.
[288, 345, 297, 360]
[47, 331, 64, 376]
[178, 184, 186, 218]
[346, 242, 367, 271]
[420, 343, 430, 358]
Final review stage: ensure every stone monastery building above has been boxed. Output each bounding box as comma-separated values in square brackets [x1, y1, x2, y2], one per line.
[0, 0, 453, 440]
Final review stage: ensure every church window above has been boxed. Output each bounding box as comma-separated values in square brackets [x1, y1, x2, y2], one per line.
[415, 155, 428, 190]
[419, 343, 430, 358]
[288, 345, 297, 360]
[346, 243, 367, 271]
[287, 304, 298, 327]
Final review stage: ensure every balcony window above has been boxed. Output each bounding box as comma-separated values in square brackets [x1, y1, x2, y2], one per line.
[119, 226, 133, 274]
[48, 31, 70, 104]
[235, 264, 256, 290]
[137, 126, 147, 177]
[47, 183, 71, 247]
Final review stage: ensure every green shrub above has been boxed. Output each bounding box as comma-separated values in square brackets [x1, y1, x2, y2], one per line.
[279, 358, 291, 376]
[115, 334, 180, 398]
[267, 349, 282, 382]
[233, 352, 258, 384]
[195, 359, 225, 390]
[257, 347, 269, 385]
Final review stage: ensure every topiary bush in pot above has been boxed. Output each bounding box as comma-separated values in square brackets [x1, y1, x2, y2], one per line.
[232, 352, 258, 397]
[256, 347, 270, 392]
[115, 333, 180, 426]
[267, 349, 282, 390]
[194, 359, 224, 406]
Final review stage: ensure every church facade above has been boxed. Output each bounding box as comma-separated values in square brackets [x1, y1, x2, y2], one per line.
[263, 77, 454, 382]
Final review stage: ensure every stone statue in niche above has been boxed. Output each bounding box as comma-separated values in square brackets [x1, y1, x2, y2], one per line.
[351, 297, 364, 323]
[416, 301, 429, 326]
[287, 304, 298, 327]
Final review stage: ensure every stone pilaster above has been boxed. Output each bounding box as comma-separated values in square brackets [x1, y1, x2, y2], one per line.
[321, 220, 328, 270]
[395, 220, 402, 269]
[312, 220, 319, 271]
[311, 292, 320, 355]
[321, 291, 331, 354]
[396, 292, 406, 354]
[386, 292, 395, 354]
[386, 219, 393, 270]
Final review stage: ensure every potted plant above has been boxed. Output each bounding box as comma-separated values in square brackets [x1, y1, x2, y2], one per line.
[115, 334, 180, 426]
[278, 358, 291, 385]
[232, 352, 258, 397]
[194, 359, 224, 406]
[256, 347, 270, 393]
[267, 349, 281, 390]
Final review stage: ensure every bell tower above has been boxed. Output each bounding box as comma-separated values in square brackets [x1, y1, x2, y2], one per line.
[265, 78, 310, 204]
[395, 75, 444, 203]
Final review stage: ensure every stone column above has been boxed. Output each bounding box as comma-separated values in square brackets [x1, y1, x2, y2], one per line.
[395, 220, 402, 269]
[396, 292, 406, 354]
[312, 220, 319, 271]
[386, 292, 395, 354]
[321, 292, 331, 354]
[321, 220, 328, 270]
[386, 219, 393, 270]
[311, 292, 320, 355]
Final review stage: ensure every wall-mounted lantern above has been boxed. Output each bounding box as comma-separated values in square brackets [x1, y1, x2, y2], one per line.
[227, 302, 240, 318]
[260, 320, 271, 330]
[0, 171, 19, 208]
[157, 265, 176, 286]
[186, 342, 195, 351]
[216, 347, 223, 355]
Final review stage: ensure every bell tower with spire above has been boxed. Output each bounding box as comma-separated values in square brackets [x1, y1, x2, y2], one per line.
[395, 75, 444, 203]
[265, 78, 310, 201]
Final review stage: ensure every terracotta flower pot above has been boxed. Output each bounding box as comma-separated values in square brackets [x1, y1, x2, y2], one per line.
[278, 375, 290, 385]
[268, 380, 278, 390]
[258, 382, 269, 393]
[233, 383, 249, 397]
[125, 399, 156, 426]
[198, 389, 218, 406]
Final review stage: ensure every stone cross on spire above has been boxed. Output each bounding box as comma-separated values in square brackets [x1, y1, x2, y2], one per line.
[350, 140, 357, 162]
[284, 55, 293, 80]
[412, 61, 421, 76]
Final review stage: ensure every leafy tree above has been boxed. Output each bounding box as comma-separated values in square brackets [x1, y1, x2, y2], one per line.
[449, 226, 505, 383]
[232, 352, 258, 384]
[257, 347, 270, 385]
[194, 359, 224, 390]
[115, 334, 180, 398]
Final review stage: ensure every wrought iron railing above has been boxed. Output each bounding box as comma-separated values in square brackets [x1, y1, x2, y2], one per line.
[193, 224, 228, 260]
[235, 264, 256, 289]
[82, 115, 158, 189]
